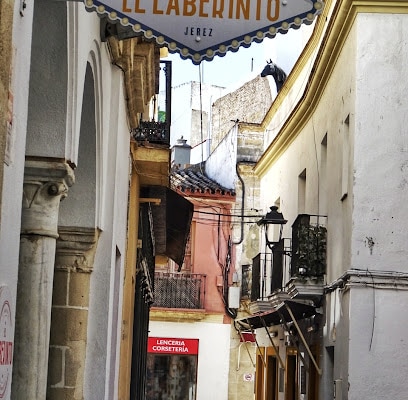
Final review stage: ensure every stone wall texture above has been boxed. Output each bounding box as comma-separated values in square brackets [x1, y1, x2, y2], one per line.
[0, 0, 14, 220]
[211, 76, 272, 152]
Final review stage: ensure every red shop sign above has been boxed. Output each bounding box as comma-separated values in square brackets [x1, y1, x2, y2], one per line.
[148, 337, 199, 355]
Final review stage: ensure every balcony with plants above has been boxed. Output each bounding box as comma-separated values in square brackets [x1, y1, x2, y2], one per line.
[286, 214, 327, 302]
[248, 213, 327, 311]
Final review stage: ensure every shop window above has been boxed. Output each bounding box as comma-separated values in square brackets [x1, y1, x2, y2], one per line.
[146, 337, 199, 400]
[146, 354, 198, 399]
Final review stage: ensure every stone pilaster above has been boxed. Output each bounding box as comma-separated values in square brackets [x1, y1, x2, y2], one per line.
[47, 227, 99, 400]
[12, 160, 74, 400]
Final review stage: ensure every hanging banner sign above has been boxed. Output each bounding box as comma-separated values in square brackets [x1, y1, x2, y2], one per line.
[148, 337, 199, 355]
[84, 0, 324, 64]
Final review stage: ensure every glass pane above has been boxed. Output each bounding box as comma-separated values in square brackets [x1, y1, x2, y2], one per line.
[146, 354, 198, 400]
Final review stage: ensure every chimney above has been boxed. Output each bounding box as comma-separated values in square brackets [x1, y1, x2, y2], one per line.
[171, 136, 191, 168]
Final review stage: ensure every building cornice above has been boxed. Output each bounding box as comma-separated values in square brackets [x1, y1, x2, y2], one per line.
[255, 0, 408, 177]
[107, 36, 159, 129]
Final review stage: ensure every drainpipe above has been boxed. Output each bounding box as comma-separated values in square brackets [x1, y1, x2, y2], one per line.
[233, 163, 245, 245]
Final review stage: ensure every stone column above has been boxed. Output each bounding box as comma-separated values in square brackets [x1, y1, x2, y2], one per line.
[47, 227, 99, 400]
[12, 160, 74, 399]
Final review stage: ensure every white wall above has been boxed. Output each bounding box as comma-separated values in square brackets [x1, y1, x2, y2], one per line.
[149, 320, 231, 400]
[205, 125, 238, 189]
[0, 2, 35, 398]
[347, 12, 408, 400]
[257, 8, 408, 400]
[349, 284, 408, 399]
[171, 81, 225, 164]
[352, 13, 408, 273]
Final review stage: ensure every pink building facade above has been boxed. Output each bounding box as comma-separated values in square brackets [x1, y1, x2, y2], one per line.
[148, 165, 236, 400]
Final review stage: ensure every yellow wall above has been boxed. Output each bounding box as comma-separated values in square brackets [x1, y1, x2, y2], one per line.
[118, 162, 140, 400]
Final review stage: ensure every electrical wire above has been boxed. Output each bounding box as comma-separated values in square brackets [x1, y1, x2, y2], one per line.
[367, 268, 375, 351]
[193, 209, 262, 218]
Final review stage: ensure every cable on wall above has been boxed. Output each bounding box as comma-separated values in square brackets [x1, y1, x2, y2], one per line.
[199, 62, 204, 164]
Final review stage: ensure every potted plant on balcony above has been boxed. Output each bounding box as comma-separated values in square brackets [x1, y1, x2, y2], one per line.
[291, 214, 327, 282]
[296, 223, 327, 279]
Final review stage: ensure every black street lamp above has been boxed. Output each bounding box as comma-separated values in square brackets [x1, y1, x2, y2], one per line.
[257, 206, 287, 250]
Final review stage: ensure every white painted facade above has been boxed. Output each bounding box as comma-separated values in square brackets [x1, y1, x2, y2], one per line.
[205, 125, 238, 190]
[254, 3, 408, 399]
[2, 1, 146, 398]
[0, 0, 36, 321]
[170, 81, 225, 164]
[149, 320, 231, 400]
[0, 2, 34, 397]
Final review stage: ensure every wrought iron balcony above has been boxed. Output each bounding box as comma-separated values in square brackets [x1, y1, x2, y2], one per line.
[131, 120, 170, 144]
[249, 214, 327, 306]
[291, 214, 327, 279]
[153, 272, 206, 309]
[131, 60, 172, 145]
[250, 248, 291, 304]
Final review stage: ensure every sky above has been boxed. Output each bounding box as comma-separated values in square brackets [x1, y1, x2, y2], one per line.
[165, 39, 274, 89]
[163, 24, 314, 90]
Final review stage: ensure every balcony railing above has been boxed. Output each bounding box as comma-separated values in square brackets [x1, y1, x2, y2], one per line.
[250, 214, 327, 303]
[131, 120, 170, 144]
[131, 61, 172, 145]
[291, 214, 327, 278]
[153, 272, 206, 309]
[251, 248, 292, 302]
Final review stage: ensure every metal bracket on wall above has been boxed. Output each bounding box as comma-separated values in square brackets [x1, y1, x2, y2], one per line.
[19, 0, 27, 16]
[284, 303, 322, 375]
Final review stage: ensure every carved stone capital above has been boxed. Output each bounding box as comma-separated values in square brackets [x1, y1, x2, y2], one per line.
[55, 227, 100, 273]
[21, 160, 75, 238]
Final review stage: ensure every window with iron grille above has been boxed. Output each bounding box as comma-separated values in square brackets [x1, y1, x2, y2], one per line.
[251, 254, 261, 302]
[271, 239, 284, 293]
[241, 264, 251, 300]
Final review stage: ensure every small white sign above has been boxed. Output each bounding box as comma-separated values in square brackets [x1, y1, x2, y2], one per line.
[243, 373, 255, 382]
